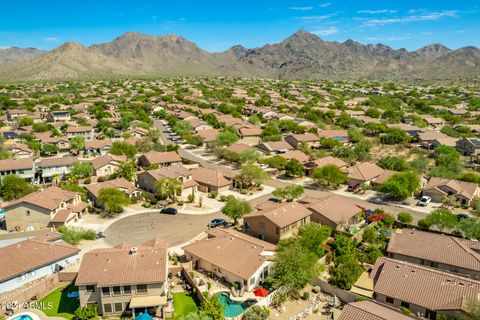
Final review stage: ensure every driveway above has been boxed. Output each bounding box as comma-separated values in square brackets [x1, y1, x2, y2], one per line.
[104, 212, 222, 247]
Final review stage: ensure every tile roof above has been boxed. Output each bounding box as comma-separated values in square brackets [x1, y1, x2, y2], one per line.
[312, 156, 347, 168]
[0, 158, 34, 171]
[197, 128, 220, 142]
[4, 186, 78, 211]
[66, 126, 93, 133]
[286, 133, 320, 143]
[257, 141, 293, 152]
[371, 257, 480, 312]
[0, 239, 80, 282]
[183, 229, 274, 279]
[338, 301, 411, 320]
[225, 143, 251, 154]
[76, 238, 168, 286]
[387, 229, 480, 272]
[85, 139, 113, 149]
[139, 151, 181, 165]
[38, 156, 78, 168]
[423, 177, 479, 200]
[348, 162, 385, 182]
[301, 195, 366, 226]
[191, 167, 232, 188]
[91, 154, 126, 169]
[85, 178, 138, 198]
[278, 150, 310, 164]
[245, 202, 312, 228]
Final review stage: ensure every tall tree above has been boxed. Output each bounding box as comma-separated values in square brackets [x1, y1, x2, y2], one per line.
[285, 159, 304, 178]
[221, 196, 252, 225]
[312, 165, 347, 187]
[111, 161, 137, 181]
[0, 175, 35, 200]
[97, 188, 130, 214]
[155, 177, 182, 202]
[272, 185, 304, 202]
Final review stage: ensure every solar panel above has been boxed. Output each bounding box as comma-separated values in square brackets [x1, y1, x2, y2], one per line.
[471, 139, 480, 147]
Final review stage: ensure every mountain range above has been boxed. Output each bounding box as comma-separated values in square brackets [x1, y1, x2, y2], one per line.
[0, 30, 479, 81]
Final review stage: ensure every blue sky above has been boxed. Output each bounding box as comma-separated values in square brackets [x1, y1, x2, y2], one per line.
[1, 1, 478, 51]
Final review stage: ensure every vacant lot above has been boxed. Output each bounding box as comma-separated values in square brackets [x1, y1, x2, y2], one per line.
[104, 212, 220, 247]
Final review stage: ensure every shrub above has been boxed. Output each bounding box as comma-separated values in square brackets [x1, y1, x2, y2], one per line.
[187, 194, 194, 203]
[418, 218, 431, 229]
[209, 191, 218, 199]
[220, 195, 227, 202]
[58, 227, 96, 245]
[382, 214, 395, 226]
[399, 306, 412, 315]
[302, 292, 310, 300]
[150, 198, 158, 205]
[97, 176, 105, 183]
[142, 202, 152, 208]
[83, 178, 91, 184]
[397, 212, 413, 224]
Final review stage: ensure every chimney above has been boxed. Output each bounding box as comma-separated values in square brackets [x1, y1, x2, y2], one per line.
[130, 247, 138, 255]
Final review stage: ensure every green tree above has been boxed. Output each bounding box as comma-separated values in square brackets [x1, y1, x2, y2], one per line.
[0, 175, 35, 200]
[155, 177, 182, 202]
[261, 123, 281, 141]
[377, 156, 410, 171]
[73, 304, 98, 320]
[221, 195, 252, 225]
[409, 155, 428, 173]
[110, 141, 137, 158]
[180, 311, 212, 320]
[380, 129, 410, 144]
[239, 149, 261, 164]
[111, 161, 137, 181]
[187, 135, 204, 147]
[312, 165, 348, 187]
[41, 143, 58, 156]
[235, 164, 269, 189]
[18, 116, 34, 126]
[285, 159, 304, 177]
[377, 172, 420, 200]
[70, 136, 86, 154]
[268, 240, 319, 294]
[201, 293, 224, 320]
[60, 183, 87, 201]
[242, 305, 270, 320]
[216, 126, 239, 146]
[424, 208, 457, 231]
[347, 127, 364, 143]
[397, 212, 413, 224]
[329, 255, 364, 290]
[70, 162, 93, 179]
[272, 185, 304, 202]
[97, 188, 130, 214]
[297, 224, 332, 257]
[261, 156, 287, 170]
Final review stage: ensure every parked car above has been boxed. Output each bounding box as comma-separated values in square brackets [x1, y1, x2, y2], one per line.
[456, 213, 470, 221]
[209, 218, 227, 228]
[268, 197, 280, 203]
[96, 231, 106, 239]
[347, 183, 360, 192]
[161, 207, 178, 215]
[259, 164, 269, 169]
[417, 196, 432, 207]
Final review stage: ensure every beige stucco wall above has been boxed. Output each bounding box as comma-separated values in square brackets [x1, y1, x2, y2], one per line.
[5, 203, 52, 231]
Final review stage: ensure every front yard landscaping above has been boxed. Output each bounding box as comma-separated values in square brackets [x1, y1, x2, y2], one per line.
[38, 284, 79, 319]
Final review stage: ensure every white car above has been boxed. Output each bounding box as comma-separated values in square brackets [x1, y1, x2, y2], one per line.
[418, 196, 432, 207]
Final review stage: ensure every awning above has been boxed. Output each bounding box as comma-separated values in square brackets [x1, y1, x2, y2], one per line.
[130, 295, 167, 308]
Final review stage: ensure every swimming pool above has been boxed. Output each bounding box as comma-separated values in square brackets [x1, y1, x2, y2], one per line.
[216, 292, 255, 318]
[10, 315, 34, 320]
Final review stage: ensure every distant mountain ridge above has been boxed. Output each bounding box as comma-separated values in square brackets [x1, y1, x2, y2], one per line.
[0, 30, 478, 81]
[0, 47, 47, 66]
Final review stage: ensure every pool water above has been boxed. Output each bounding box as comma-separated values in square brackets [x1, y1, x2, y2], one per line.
[12, 315, 34, 320]
[216, 293, 254, 318]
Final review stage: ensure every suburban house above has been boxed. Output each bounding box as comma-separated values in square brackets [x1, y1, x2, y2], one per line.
[278, 150, 310, 164]
[184, 117, 212, 132]
[137, 165, 197, 194]
[305, 156, 348, 175]
[37, 156, 78, 182]
[243, 202, 312, 244]
[6, 143, 34, 159]
[371, 257, 480, 319]
[196, 128, 220, 144]
[224, 143, 251, 155]
[0, 237, 80, 293]
[415, 131, 450, 149]
[284, 133, 320, 149]
[183, 228, 276, 292]
[387, 229, 480, 280]
[422, 115, 445, 128]
[6, 109, 28, 121]
[237, 126, 262, 139]
[40, 136, 71, 152]
[85, 178, 141, 207]
[0, 158, 35, 182]
[456, 137, 480, 156]
[299, 195, 365, 229]
[137, 151, 182, 168]
[430, 137, 458, 149]
[91, 154, 127, 178]
[76, 238, 169, 318]
[255, 141, 294, 154]
[191, 167, 233, 193]
[66, 126, 95, 140]
[317, 129, 349, 142]
[4, 186, 88, 231]
[47, 110, 71, 122]
[338, 301, 412, 320]
[84, 139, 113, 155]
[347, 162, 386, 186]
[422, 177, 480, 206]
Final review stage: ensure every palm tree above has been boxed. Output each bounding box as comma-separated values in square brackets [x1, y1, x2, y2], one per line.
[155, 178, 182, 202]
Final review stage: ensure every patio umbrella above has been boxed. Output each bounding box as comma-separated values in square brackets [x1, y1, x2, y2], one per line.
[135, 311, 153, 320]
[253, 288, 268, 297]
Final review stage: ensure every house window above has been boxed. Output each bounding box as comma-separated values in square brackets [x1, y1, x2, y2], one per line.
[401, 301, 410, 309]
[123, 285, 131, 295]
[249, 278, 256, 285]
[136, 284, 148, 294]
[86, 285, 95, 293]
[103, 304, 112, 314]
[114, 303, 123, 313]
[259, 222, 265, 229]
[113, 286, 121, 296]
[26, 210, 30, 216]
[101, 287, 110, 296]
[386, 296, 394, 304]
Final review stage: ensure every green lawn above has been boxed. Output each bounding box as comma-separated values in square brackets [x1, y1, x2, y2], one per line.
[38, 284, 79, 319]
[167, 292, 199, 320]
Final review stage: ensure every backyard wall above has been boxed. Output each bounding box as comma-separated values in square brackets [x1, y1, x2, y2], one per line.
[181, 268, 204, 303]
[313, 279, 357, 303]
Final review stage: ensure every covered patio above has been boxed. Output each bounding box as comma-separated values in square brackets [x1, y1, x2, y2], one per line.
[130, 295, 168, 319]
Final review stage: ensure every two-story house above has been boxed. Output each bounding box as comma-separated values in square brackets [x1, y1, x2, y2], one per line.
[91, 154, 126, 178]
[243, 202, 312, 244]
[76, 238, 169, 318]
[137, 151, 182, 168]
[4, 186, 88, 231]
[37, 156, 78, 182]
[66, 126, 95, 140]
[456, 137, 480, 156]
[0, 158, 35, 182]
[137, 165, 197, 195]
[85, 178, 141, 208]
[47, 110, 71, 122]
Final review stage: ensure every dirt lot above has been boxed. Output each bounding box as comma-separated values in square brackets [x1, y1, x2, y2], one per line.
[104, 212, 221, 247]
